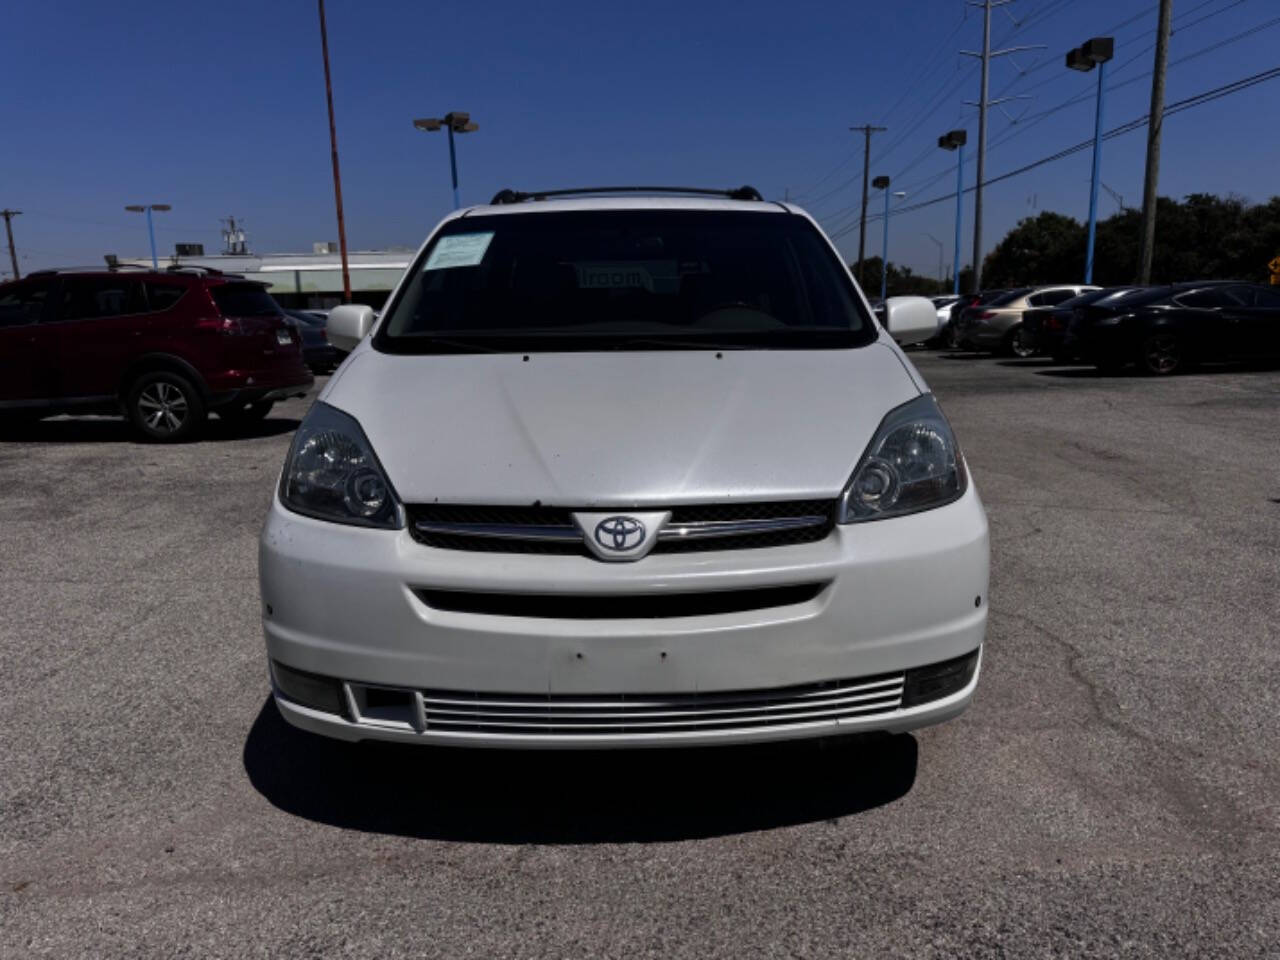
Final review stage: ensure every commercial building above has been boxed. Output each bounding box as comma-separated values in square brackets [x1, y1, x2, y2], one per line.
[121, 245, 413, 309]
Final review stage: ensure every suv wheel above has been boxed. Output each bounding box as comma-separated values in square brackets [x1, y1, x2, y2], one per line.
[128, 372, 206, 442]
[219, 400, 274, 422]
[1139, 332, 1183, 376]
[1007, 326, 1037, 358]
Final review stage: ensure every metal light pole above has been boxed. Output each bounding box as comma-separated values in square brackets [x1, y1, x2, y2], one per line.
[925, 233, 945, 288]
[414, 113, 479, 209]
[872, 176, 890, 300]
[938, 130, 967, 294]
[1068, 37, 1115, 284]
[125, 204, 171, 269]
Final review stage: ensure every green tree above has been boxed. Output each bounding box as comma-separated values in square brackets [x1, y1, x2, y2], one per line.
[980, 211, 1085, 287]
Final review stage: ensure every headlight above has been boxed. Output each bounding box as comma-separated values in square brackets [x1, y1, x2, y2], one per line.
[280, 402, 401, 528]
[838, 393, 966, 523]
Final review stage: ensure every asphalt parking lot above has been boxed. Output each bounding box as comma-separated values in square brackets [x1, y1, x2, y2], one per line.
[2, 352, 1278, 958]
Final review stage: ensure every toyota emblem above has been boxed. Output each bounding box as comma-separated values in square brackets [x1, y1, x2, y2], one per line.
[594, 516, 646, 552]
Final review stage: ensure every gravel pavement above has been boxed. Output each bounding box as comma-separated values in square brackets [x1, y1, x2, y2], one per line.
[2, 352, 1277, 958]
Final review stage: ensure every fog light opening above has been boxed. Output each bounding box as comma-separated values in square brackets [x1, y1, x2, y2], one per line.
[902, 650, 980, 708]
[271, 660, 345, 716]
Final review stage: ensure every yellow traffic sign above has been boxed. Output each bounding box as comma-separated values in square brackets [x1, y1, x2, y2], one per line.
[1270, 255, 1280, 273]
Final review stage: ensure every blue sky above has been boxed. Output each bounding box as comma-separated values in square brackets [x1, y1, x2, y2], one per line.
[3, 0, 1278, 280]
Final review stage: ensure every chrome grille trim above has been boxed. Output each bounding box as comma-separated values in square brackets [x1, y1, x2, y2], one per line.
[406, 499, 837, 556]
[657, 516, 828, 541]
[412, 520, 580, 542]
[412, 514, 830, 545]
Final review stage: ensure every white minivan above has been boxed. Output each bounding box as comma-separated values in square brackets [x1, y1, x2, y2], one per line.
[259, 187, 989, 749]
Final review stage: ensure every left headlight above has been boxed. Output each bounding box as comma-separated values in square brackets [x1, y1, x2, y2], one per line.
[280, 402, 401, 529]
[838, 393, 966, 524]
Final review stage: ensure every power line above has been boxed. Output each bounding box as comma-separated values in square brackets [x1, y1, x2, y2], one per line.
[828, 64, 1280, 241]
[872, 9, 1280, 217]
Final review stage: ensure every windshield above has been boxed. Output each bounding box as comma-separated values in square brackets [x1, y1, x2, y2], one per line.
[376, 210, 875, 353]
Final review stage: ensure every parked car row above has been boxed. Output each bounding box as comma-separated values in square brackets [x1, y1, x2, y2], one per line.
[0, 265, 324, 440]
[925, 280, 1280, 375]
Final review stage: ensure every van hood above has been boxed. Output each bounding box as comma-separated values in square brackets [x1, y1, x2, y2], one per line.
[323, 344, 920, 506]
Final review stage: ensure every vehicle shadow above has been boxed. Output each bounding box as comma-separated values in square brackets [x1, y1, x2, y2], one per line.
[242, 698, 918, 844]
[934, 351, 992, 361]
[996, 358, 1060, 369]
[0, 416, 300, 444]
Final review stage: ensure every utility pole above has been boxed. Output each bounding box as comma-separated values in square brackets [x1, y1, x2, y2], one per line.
[1, 210, 20, 281]
[961, 0, 1036, 292]
[317, 0, 352, 303]
[851, 124, 886, 288]
[1137, 0, 1173, 284]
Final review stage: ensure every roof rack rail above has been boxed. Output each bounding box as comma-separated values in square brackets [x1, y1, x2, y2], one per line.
[165, 264, 226, 275]
[27, 264, 151, 276]
[489, 185, 765, 205]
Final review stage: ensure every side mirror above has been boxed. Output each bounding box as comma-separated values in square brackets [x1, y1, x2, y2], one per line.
[882, 296, 937, 346]
[327, 304, 376, 352]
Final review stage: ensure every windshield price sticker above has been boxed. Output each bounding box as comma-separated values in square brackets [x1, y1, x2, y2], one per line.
[424, 232, 495, 271]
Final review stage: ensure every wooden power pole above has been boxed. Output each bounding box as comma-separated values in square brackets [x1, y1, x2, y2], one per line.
[1137, 0, 1174, 283]
[851, 124, 886, 287]
[317, 0, 352, 303]
[1, 209, 20, 281]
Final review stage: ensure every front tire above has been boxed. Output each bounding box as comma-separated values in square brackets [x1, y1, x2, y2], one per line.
[127, 372, 206, 442]
[1139, 332, 1184, 376]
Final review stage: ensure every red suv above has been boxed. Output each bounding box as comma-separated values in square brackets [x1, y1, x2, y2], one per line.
[0, 266, 313, 441]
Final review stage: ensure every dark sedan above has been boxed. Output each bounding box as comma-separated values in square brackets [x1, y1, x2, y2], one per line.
[283, 310, 342, 374]
[1064, 282, 1280, 375]
[1024, 287, 1138, 362]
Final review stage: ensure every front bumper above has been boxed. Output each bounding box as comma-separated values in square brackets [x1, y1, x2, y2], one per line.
[259, 484, 990, 748]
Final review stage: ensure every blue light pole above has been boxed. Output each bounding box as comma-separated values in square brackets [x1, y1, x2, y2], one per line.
[125, 204, 171, 269]
[1067, 37, 1115, 284]
[938, 129, 968, 294]
[414, 112, 479, 210]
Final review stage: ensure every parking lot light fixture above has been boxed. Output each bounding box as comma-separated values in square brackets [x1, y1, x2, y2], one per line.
[1066, 37, 1114, 284]
[938, 130, 967, 295]
[125, 204, 171, 269]
[414, 111, 479, 209]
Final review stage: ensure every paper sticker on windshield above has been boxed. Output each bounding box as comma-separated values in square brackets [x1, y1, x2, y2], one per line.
[423, 232, 494, 271]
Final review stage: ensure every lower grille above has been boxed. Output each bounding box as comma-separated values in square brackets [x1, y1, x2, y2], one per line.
[419, 672, 904, 736]
[415, 582, 826, 619]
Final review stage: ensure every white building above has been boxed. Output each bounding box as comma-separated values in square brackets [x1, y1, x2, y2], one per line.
[121, 246, 413, 309]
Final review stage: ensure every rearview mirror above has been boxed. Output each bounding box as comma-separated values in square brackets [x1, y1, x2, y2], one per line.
[327, 304, 376, 352]
[882, 296, 937, 346]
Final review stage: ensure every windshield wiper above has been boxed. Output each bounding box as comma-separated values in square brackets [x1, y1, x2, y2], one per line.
[606, 337, 750, 351]
[412, 335, 505, 353]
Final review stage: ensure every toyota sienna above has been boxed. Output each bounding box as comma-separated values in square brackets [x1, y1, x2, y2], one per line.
[259, 187, 989, 748]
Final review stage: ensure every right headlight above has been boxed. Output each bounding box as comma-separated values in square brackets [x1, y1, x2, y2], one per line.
[279, 401, 401, 529]
[838, 393, 966, 523]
